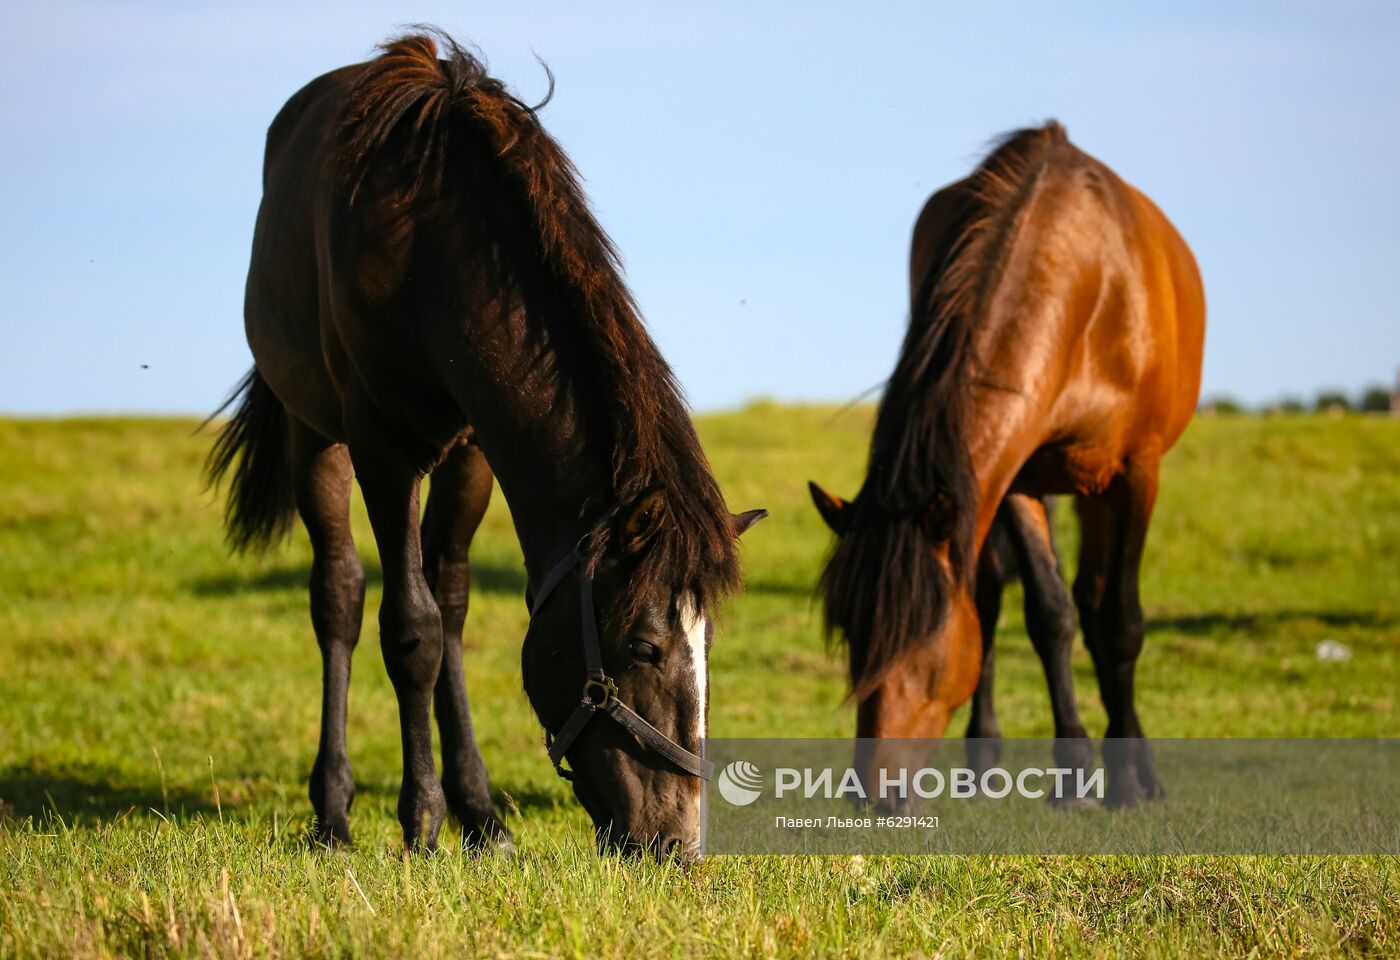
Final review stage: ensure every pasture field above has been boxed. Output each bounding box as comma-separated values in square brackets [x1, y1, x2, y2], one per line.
[1, 408, 1398, 958]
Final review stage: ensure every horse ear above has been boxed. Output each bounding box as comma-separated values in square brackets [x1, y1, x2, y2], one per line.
[920, 489, 957, 543]
[730, 509, 768, 539]
[618, 487, 668, 553]
[808, 481, 850, 535]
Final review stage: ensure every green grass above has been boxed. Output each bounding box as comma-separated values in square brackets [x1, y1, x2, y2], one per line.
[1, 408, 1398, 957]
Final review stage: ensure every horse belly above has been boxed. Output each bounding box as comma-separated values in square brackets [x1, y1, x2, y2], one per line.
[1014, 441, 1122, 498]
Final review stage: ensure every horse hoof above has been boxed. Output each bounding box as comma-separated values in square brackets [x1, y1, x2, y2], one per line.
[464, 818, 516, 856]
[311, 818, 354, 850]
[1048, 793, 1101, 811]
[1105, 775, 1146, 809]
[1139, 772, 1166, 801]
[481, 833, 517, 857]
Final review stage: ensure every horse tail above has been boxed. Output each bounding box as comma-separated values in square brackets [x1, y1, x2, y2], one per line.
[203, 368, 296, 553]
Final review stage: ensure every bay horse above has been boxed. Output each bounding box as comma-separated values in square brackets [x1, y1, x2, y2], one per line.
[809, 123, 1204, 806]
[206, 31, 764, 859]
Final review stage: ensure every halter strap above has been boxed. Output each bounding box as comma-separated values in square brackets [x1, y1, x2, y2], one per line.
[529, 511, 714, 782]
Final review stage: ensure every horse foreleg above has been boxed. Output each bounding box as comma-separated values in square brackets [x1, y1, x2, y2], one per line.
[422, 438, 514, 852]
[964, 514, 1012, 776]
[346, 400, 447, 851]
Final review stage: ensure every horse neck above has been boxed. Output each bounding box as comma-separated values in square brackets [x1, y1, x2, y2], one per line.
[435, 316, 619, 579]
[422, 233, 644, 576]
[958, 299, 1072, 551]
[471, 412, 613, 579]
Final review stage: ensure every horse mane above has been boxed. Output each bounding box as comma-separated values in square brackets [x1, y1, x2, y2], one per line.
[821, 121, 1067, 694]
[336, 30, 740, 618]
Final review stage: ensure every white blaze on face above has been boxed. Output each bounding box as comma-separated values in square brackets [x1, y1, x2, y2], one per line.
[679, 599, 709, 740]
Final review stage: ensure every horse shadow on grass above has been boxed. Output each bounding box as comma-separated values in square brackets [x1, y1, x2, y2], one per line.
[0, 765, 579, 843]
[1147, 608, 1396, 636]
[495, 782, 572, 817]
[189, 559, 528, 598]
[0, 766, 217, 825]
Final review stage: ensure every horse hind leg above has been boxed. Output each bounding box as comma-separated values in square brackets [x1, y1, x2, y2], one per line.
[1074, 454, 1164, 807]
[291, 420, 367, 845]
[421, 437, 513, 852]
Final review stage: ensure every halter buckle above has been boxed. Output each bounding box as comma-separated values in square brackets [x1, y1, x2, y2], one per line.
[572, 529, 593, 561]
[582, 676, 616, 707]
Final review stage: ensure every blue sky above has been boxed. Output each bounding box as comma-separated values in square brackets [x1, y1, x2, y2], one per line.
[3, 1, 1397, 414]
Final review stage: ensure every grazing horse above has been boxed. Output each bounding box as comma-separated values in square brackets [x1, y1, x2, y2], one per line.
[207, 31, 763, 859]
[809, 123, 1204, 805]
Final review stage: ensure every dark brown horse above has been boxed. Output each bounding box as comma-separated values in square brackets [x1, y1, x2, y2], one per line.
[207, 31, 763, 859]
[809, 123, 1204, 805]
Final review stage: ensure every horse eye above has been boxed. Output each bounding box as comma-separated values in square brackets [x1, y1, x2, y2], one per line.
[630, 640, 661, 663]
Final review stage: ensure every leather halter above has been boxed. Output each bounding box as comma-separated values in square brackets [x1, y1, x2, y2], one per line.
[529, 513, 714, 783]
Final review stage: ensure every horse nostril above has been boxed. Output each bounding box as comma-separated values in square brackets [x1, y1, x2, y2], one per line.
[663, 837, 684, 859]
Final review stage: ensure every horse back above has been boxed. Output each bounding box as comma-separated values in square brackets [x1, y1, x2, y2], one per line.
[1061, 155, 1205, 456]
[901, 130, 1205, 501]
[1121, 182, 1206, 449]
[908, 176, 973, 303]
[998, 142, 1205, 469]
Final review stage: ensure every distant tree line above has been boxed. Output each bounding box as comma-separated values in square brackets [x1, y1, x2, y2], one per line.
[1199, 385, 1395, 415]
